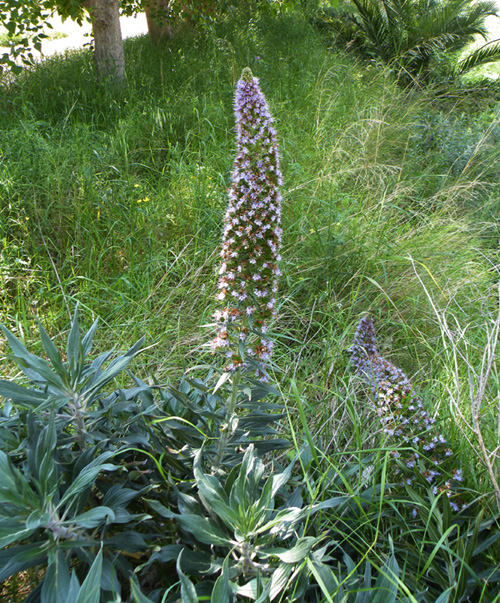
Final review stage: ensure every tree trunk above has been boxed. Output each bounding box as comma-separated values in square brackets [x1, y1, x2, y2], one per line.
[145, 0, 218, 43]
[144, 0, 173, 43]
[84, 0, 125, 84]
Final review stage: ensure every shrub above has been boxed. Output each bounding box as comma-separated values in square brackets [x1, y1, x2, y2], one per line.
[0, 308, 290, 600]
[2, 44, 500, 602]
[316, 0, 499, 81]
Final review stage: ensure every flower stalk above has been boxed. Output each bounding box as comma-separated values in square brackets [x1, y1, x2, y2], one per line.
[211, 67, 283, 379]
[351, 317, 463, 510]
[213, 370, 241, 471]
[69, 392, 87, 450]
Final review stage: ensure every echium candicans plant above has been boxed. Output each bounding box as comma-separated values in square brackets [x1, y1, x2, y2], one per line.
[351, 317, 464, 511]
[211, 67, 283, 379]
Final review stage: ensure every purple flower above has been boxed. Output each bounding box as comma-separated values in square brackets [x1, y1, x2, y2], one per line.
[212, 68, 282, 375]
[351, 316, 464, 512]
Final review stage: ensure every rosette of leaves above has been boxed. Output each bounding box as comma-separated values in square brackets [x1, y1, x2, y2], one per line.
[0, 420, 149, 601]
[0, 309, 290, 599]
[131, 443, 419, 602]
[0, 310, 156, 599]
[156, 372, 289, 473]
[0, 308, 150, 451]
[134, 445, 344, 602]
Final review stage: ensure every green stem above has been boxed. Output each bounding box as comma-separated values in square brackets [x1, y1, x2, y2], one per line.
[70, 393, 87, 450]
[214, 369, 241, 470]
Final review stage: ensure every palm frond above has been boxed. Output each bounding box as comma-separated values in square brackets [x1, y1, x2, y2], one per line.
[449, 0, 499, 47]
[346, 0, 500, 78]
[417, 0, 494, 48]
[458, 39, 500, 74]
[405, 33, 460, 63]
[350, 0, 393, 60]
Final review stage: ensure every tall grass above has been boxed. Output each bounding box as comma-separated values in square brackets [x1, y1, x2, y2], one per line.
[1, 14, 497, 398]
[1, 11, 500, 598]
[0, 13, 497, 399]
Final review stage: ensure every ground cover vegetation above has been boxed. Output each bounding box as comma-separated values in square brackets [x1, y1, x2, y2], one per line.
[1, 3, 500, 601]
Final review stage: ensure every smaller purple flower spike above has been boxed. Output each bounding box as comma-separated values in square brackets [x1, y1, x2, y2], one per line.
[212, 68, 283, 378]
[351, 316, 464, 511]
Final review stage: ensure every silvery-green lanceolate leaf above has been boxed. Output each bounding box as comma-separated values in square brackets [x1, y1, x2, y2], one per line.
[69, 506, 115, 529]
[193, 449, 238, 527]
[0, 380, 47, 407]
[145, 498, 176, 519]
[74, 546, 103, 603]
[343, 552, 356, 577]
[67, 572, 81, 600]
[100, 558, 121, 596]
[41, 549, 71, 603]
[130, 577, 156, 603]
[177, 550, 198, 603]
[229, 445, 264, 515]
[83, 336, 145, 398]
[101, 484, 139, 506]
[354, 561, 372, 603]
[270, 459, 293, 499]
[177, 548, 222, 575]
[0, 324, 67, 391]
[0, 517, 37, 548]
[147, 501, 231, 547]
[146, 544, 184, 567]
[262, 537, 316, 564]
[211, 556, 234, 602]
[237, 578, 269, 601]
[38, 320, 67, 384]
[175, 514, 233, 547]
[371, 552, 399, 603]
[0, 450, 39, 508]
[107, 531, 148, 553]
[264, 563, 293, 602]
[176, 489, 203, 516]
[36, 417, 59, 500]
[66, 306, 82, 378]
[87, 350, 113, 376]
[57, 451, 117, 510]
[0, 542, 49, 582]
[254, 506, 303, 536]
[433, 588, 454, 603]
[306, 557, 345, 601]
[81, 318, 99, 357]
[26, 509, 49, 530]
[309, 495, 352, 513]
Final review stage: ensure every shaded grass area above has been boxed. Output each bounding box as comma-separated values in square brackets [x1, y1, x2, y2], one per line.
[1, 8, 500, 508]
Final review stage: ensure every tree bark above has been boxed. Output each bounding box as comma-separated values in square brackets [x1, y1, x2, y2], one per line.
[144, 0, 173, 43]
[84, 0, 126, 84]
[144, 0, 218, 43]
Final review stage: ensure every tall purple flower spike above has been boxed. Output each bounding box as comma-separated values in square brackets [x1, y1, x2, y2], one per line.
[211, 68, 283, 378]
[352, 317, 463, 511]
